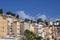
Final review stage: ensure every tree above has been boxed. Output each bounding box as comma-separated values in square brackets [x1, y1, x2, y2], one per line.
[0, 9, 3, 14]
[6, 11, 12, 15]
[44, 20, 49, 26]
[21, 37, 26, 40]
[12, 13, 16, 16]
[37, 18, 43, 23]
[6, 11, 16, 17]
[21, 29, 42, 40]
[16, 15, 19, 18]
[23, 30, 35, 40]
[24, 19, 30, 22]
[36, 36, 42, 40]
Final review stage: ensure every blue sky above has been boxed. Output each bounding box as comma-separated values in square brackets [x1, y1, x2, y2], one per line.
[0, 0, 60, 20]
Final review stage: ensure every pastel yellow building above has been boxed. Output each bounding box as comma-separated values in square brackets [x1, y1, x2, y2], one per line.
[0, 15, 8, 38]
[12, 19, 20, 37]
[0, 13, 20, 38]
[29, 24, 34, 33]
[6, 14, 20, 37]
[24, 22, 30, 30]
[17, 21, 20, 36]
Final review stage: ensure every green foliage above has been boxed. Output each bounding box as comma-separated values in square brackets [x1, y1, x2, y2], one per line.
[0, 9, 3, 14]
[44, 20, 49, 26]
[6, 11, 12, 15]
[6, 11, 16, 16]
[24, 30, 35, 40]
[21, 37, 26, 40]
[16, 15, 19, 18]
[37, 18, 43, 23]
[21, 29, 42, 40]
[35, 36, 42, 40]
[24, 19, 30, 22]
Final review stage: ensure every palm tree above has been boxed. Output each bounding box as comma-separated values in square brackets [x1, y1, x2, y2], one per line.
[0, 9, 3, 14]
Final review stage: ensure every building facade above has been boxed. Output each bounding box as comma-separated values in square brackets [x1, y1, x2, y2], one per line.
[0, 15, 8, 38]
[20, 21, 31, 35]
[29, 23, 34, 33]
[12, 19, 20, 37]
[0, 14, 20, 38]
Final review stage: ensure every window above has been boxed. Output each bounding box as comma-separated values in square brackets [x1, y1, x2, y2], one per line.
[9, 16, 12, 18]
[18, 28, 20, 30]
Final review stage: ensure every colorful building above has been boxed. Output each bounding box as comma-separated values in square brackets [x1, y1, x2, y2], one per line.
[24, 22, 30, 30]
[29, 23, 34, 33]
[0, 15, 8, 38]
[6, 15, 14, 37]
[52, 25, 57, 39]
[12, 19, 20, 37]
[20, 20, 31, 35]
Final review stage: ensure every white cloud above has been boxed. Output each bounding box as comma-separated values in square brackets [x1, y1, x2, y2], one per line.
[55, 18, 60, 21]
[37, 14, 47, 20]
[17, 11, 48, 21]
[49, 18, 55, 21]
[17, 11, 35, 20]
[17, 11, 60, 21]
[49, 18, 60, 22]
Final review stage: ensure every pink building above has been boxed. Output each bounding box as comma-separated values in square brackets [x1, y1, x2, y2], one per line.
[52, 26, 57, 38]
[34, 26, 38, 35]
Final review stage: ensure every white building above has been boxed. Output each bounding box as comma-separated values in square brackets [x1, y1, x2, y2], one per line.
[35, 23, 44, 38]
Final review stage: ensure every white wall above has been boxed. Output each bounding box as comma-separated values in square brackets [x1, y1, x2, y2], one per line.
[0, 38, 14, 40]
[0, 37, 21, 40]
